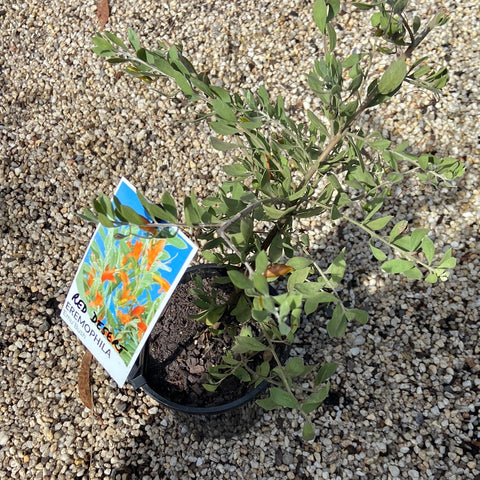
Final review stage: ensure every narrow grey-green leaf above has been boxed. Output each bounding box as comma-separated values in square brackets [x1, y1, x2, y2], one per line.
[369, 242, 387, 261]
[404, 267, 423, 280]
[313, 0, 327, 33]
[210, 121, 239, 136]
[256, 396, 278, 411]
[210, 136, 238, 151]
[327, 303, 347, 338]
[127, 28, 141, 51]
[285, 357, 306, 377]
[302, 384, 330, 414]
[286, 257, 313, 270]
[202, 383, 219, 392]
[269, 388, 299, 409]
[381, 259, 414, 274]
[389, 220, 408, 242]
[233, 367, 251, 382]
[366, 215, 393, 231]
[314, 362, 337, 385]
[345, 308, 369, 324]
[302, 421, 315, 441]
[223, 163, 248, 178]
[326, 248, 346, 286]
[227, 270, 254, 290]
[211, 98, 236, 123]
[421, 237, 435, 264]
[378, 59, 407, 95]
[425, 273, 438, 283]
[232, 335, 266, 354]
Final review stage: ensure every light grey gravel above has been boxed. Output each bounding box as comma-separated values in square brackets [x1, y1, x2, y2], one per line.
[1, 0, 479, 479]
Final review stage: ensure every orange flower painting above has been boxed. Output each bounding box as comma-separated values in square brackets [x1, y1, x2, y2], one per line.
[101, 265, 116, 282]
[89, 291, 103, 307]
[146, 239, 166, 271]
[152, 274, 171, 293]
[77, 219, 192, 367]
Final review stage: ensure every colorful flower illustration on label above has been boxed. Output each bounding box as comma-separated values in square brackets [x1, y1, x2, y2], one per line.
[76, 223, 189, 366]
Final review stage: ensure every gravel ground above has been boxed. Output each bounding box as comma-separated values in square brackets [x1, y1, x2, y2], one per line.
[1, 0, 479, 479]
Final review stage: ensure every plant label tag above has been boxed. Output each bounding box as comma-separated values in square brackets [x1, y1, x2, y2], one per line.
[61, 178, 198, 387]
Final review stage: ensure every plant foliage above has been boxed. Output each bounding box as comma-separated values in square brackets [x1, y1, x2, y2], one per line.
[87, 0, 464, 440]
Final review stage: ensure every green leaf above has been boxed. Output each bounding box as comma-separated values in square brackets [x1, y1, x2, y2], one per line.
[79, 208, 99, 224]
[269, 233, 284, 263]
[137, 191, 176, 223]
[161, 191, 177, 221]
[345, 308, 369, 324]
[232, 335, 266, 354]
[286, 257, 313, 270]
[418, 154, 430, 170]
[327, 0, 341, 17]
[421, 237, 435, 264]
[285, 357, 307, 377]
[97, 212, 115, 228]
[326, 23, 337, 51]
[231, 295, 252, 323]
[92, 36, 116, 56]
[386, 172, 404, 184]
[184, 194, 202, 226]
[369, 138, 391, 150]
[253, 272, 269, 295]
[210, 121, 239, 136]
[313, 0, 327, 33]
[304, 291, 337, 315]
[369, 242, 387, 261]
[378, 59, 407, 95]
[315, 362, 337, 385]
[115, 203, 145, 225]
[326, 249, 346, 286]
[233, 367, 251, 382]
[410, 228, 429, 251]
[257, 85, 271, 111]
[327, 303, 347, 338]
[307, 110, 329, 136]
[302, 421, 315, 441]
[210, 136, 238, 151]
[223, 163, 249, 178]
[263, 205, 286, 220]
[210, 98, 236, 123]
[404, 267, 423, 280]
[202, 383, 219, 392]
[269, 387, 299, 409]
[287, 267, 311, 292]
[252, 308, 269, 322]
[438, 249, 456, 269]
[366, 215, 393, 231]
[256, 361, 271, 378]
[227, 270, 254, 290]
[256, 396, 278, 411]
[352, 2, 377, 10]
[103, 32, 127, 49]
[302, 384, 330, 414]
[127, 28, 141, 51]
[381, 259, 414, 274]
[255, 250, 269, 273]
[331, 205, 341, 220]
[389, 220, 408, 242]
[425, 273, 438, 283]
[392, 234, 411, 252]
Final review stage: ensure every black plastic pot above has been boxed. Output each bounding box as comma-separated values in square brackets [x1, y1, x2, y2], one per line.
[128, 264, 275, 437]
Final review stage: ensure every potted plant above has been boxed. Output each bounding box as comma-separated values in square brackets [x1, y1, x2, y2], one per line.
[83, 0, 464, 440]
